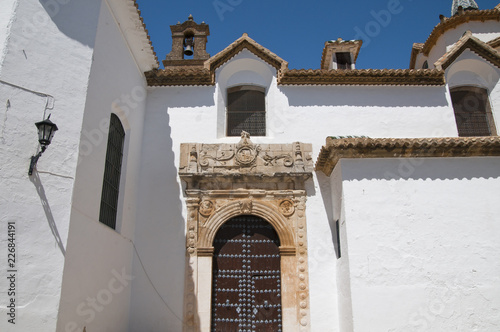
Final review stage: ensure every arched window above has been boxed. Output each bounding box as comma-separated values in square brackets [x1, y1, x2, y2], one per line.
[99, 114, 125, 229]
[227, 86, 266, 136]
[422, 60, 429, 69]
[450, 86, 496, 137]
[211, 216, 282, 331]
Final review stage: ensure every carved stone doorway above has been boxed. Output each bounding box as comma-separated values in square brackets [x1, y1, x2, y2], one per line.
[211, 215, 282, 332]
[179, 133, 314, 331]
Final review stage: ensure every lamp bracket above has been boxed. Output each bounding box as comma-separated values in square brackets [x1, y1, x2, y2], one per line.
[28, 147, 46, 176]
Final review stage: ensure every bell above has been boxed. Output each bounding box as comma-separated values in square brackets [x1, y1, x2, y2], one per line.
[184, 36, 194, 56]
[184, 44, 193, 56]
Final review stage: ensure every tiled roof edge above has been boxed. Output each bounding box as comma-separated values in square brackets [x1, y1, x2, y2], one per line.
[279, 69, 445, 86]
[145, 68, 213, 87]
[434, 31, 500, 70]
[206, 33, 289, 74]
[146, 68, 445, 87]
[421, 8, 500, 56]
[133, 0, 159, 67]
[316, 136, 500, 176]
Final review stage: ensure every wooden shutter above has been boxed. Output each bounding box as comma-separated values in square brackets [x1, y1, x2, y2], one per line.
[211, 216, 282, 331]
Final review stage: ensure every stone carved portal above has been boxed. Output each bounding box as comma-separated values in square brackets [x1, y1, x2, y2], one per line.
[179, 133, 313, 332]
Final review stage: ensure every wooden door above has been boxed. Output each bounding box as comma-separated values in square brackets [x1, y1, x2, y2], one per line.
[211, 216, 282, 332]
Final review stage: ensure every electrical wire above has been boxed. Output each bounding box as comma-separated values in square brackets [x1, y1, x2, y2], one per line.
[0, 79, 55, 118]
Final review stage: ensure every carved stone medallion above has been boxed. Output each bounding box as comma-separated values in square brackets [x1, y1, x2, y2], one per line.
[235, 146, 257, 166]
[279, 199, 295, 217]
[199, 200, 215, 217]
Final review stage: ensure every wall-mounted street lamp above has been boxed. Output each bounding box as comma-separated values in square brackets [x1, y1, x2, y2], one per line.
[28, 115, 58, 176]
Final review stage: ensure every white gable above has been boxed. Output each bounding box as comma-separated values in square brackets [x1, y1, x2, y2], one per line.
[216, 48, 277, 88]
[446, 49, 500, 90]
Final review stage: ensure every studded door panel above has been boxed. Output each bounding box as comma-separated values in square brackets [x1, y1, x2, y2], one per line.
[211, 216, 282, 332]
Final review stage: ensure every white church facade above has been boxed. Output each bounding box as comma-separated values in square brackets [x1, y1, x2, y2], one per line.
[1, 0, 500, 331]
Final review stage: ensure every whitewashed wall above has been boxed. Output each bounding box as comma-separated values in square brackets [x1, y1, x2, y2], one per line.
[138, 50, 464, 331]
[0, 0, 18, 71]
[333, 157, 500, 331]
[56, 0, 149, 331]
[0, 0, 102, 331]
[2, 1, 499, 331]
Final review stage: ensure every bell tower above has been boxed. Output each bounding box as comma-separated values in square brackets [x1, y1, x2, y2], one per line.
[451, 0, 479, 16]
[163, 15, 210, 68]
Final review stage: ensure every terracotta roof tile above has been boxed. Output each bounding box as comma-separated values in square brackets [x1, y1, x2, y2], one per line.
[316, 136, 500, 176]
[419, 7, 500, 57]
[132, 0, 159, 67]
[487, 35, 500, 49]
[146, 37, 444, 86]
[279, 69, 445, 86]
[145, 68, 212, 86]
[205, 33, 289, 73]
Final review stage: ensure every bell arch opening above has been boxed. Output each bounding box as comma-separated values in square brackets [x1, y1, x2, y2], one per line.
[211, 215, 282, 332]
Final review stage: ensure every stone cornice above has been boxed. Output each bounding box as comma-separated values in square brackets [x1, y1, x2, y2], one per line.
[179, 135, 314, 190]
[170, 18, 210, 34]
[316, 136, 500, 176]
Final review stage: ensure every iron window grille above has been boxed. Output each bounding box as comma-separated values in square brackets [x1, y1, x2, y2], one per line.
[99, 114, 125, 230]
[450, 86, 497, 137]
[227, 85, 266, 137]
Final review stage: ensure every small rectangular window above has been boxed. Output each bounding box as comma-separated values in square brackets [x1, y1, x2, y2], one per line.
[227, 86, 266, 137]
[336, 52, 352, 70]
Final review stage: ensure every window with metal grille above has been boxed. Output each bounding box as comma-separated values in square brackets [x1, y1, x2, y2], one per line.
[227, 86, 266, 136]
[450, 87, 496, 137]
[336, 52, 352, 70]
[334, 220, 341, 259]
[99, 114, 125, 230]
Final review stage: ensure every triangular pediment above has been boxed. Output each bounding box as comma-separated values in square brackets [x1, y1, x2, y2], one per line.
[205, 34, 289, 73]
[434, 31, 500, 70]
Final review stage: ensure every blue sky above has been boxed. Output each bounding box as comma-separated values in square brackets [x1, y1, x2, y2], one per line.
[136, 0, 499, 70]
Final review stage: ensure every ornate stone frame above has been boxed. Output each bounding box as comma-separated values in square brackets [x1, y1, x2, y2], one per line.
[179, 134, 313, 332]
